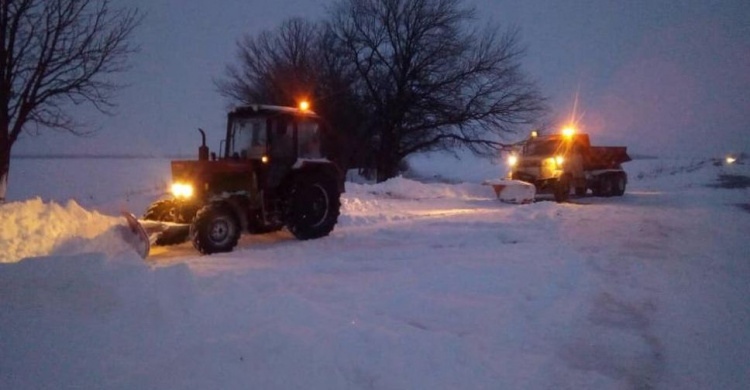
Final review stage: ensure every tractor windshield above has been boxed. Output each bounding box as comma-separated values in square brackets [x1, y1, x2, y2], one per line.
[230, 117, 267, 159]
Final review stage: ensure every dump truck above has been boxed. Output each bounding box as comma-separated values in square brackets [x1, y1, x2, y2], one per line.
[130, 103, 344, 257]
[508, 128, 631, 202]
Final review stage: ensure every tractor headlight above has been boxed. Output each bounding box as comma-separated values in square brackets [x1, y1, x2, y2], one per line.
[171, 182, 194, 198]
[508, 155, 518, 167]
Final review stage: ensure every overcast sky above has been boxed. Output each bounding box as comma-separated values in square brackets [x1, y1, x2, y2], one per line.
[12, 0, 749, 158]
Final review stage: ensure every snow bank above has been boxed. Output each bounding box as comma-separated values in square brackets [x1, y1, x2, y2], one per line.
[346, 175, 490, 200]
[341, 176, 498, 227]
[0, 198, 137, 263]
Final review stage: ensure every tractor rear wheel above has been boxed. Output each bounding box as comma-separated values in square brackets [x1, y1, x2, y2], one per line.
[285, 172, 341, 240]
[190, 203, 241, 255]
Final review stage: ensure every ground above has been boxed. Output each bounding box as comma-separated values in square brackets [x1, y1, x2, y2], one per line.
[0, 154, 748, 389]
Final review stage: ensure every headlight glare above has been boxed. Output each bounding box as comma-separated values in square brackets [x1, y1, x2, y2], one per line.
[171, 183, 194, 198]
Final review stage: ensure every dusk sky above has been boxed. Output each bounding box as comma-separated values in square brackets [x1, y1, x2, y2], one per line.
[12, 0, 749, 158]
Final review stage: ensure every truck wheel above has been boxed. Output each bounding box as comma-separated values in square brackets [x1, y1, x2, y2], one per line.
[575, 186, 587, 197]
[613, 175, 626, 196]
[190, 204, 240, 254]
[601, 176, 614, 197]
[553, 176, 571, 203]
[285, 173, 341, 240]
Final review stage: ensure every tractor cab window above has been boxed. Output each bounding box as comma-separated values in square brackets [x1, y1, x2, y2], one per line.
[230, 118, 267, 159]
[297, 119, 322, 158]
[270, 117, 295, 161]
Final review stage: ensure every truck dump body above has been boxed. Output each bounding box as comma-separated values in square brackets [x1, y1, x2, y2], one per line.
[583, 146, 631, 170]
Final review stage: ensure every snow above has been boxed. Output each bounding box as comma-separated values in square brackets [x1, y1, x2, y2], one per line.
[1, 154, 749, 389]
[0, 198, 133, 263]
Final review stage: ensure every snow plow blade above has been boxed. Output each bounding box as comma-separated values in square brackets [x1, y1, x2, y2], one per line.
[482, 179, 536, 204]
[138, 219, 191, 247]
[120, 212, 190, 259]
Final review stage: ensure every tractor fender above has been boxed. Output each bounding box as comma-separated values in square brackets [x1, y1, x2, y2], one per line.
[291, 158, 345, 193]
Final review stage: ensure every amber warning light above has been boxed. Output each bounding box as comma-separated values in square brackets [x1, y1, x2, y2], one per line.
[299, 100, 310, 111]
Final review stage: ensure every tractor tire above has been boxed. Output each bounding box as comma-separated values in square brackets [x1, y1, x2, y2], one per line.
[190, 203, 241, 255]
[143, 199, 189, 245]
[613, 174, 626, 196]
[285, 172, 341, 240]
[553, 176, 571, 203]
[143, 199, 179, 222]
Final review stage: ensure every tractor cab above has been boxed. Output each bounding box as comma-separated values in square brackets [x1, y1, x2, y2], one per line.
[224, 105, 323, 163]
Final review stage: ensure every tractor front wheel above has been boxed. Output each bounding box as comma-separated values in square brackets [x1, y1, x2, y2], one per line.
[285, 173, 341, 240]
[190, 204, 241, 255]
[143, 199, 179, 222]
[143, 199, 190, 245]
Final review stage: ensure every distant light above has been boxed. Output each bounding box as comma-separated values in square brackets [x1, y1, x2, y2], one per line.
[725, 156, 736, 165]
[261, 155, 269, 164]
[508, 155, 518, 166]
[561, 127, 575, 138]
[299, 100, 310, 111]
[531, 130, 538, 138]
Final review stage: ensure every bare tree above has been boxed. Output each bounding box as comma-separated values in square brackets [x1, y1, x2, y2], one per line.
[218, 18, 367, 170]
[218, 18, 320, 107]
[329, 0, 545, 181]
[0, 0, 140, 202]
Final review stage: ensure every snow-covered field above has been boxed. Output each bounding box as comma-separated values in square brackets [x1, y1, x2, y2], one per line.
[1, 153, 749, 389]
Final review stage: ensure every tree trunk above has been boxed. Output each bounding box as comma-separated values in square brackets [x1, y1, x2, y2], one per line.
[375, 128, 401, 183]
[0, 138, 9, 203]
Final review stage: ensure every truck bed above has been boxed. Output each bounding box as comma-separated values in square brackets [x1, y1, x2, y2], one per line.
[582, 146, 631, 170]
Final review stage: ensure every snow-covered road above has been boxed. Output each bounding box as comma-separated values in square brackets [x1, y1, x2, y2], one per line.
[1, 156, 748, 389]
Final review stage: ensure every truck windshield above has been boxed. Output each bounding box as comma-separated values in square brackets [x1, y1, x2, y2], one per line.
[523, 140, 562, 156]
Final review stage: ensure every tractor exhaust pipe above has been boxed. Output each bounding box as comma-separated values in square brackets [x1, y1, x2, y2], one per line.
[198, 128, 209, 161]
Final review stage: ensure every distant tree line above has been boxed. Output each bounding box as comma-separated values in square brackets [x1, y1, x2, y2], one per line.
[217, 0, 545, 182]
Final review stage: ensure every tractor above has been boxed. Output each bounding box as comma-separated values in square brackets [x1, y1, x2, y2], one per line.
[142, 104, 343, 255]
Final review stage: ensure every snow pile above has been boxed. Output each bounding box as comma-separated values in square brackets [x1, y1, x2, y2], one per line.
[341, 176, 497, 227]
[346, 175, 490, 200]
[0, 198, 136, 263]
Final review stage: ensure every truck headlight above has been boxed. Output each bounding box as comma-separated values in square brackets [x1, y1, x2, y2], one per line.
[555, 155, 565, 166]
[171, 183, 194, 198]
[508, 155, 518, 167]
